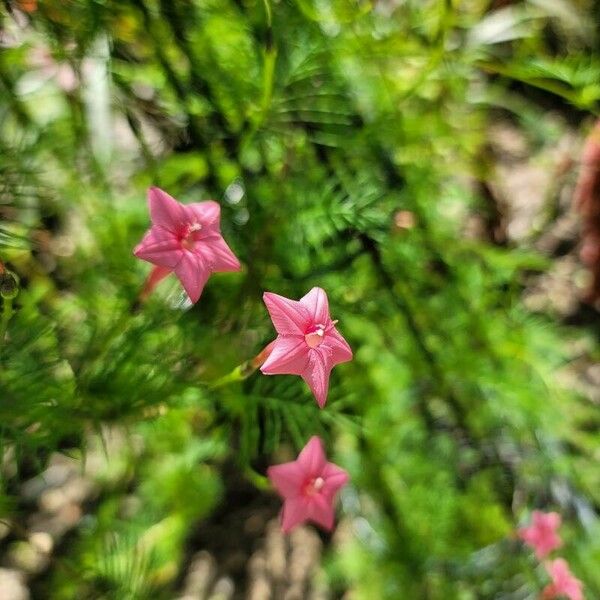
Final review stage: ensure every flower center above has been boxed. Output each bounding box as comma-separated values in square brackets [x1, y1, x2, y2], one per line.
[181, 222, 202, 250]
[304, 477, 325, 496]
[305, 324, 325, 348]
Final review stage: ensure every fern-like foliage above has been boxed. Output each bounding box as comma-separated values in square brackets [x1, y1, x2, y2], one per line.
[1, 0, 599, 598]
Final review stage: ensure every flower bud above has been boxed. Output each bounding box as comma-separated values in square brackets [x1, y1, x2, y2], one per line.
[0, 270, 19, 300]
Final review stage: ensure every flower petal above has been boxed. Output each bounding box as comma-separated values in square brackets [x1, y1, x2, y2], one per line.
[322, 462, 349, 500]
[297, 436, 326, 477]
[134, 226, 182, 269]
[536, 511, 561, 531]
[261, 336, 309, 375]
[324, 326, 353, 365]
[281, 497, 309, 533]
[263, 292, 310, 335]
[267, 462, 304, 498]
[187, 200, 221, 230]
[306, 494, 335, 531]
[148, 187, 186, 231]
[173, 251, 211, 303]
[301, 348, 333, 408]
[196, 234, 241, 272]
[300, 287, 330, 325]
[518, 526, 535, 545]
[546, 559, 583, 600]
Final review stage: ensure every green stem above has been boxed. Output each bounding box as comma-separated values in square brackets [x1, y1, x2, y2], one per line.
[244, 466, 270, 490]
[240, 0, 277, 153]
[0, 298, 14, 345]
[208, 363, 252, 389]
[259, 45, 277, 123]
[207, 341, 275, 389]
[261, 0, 272, 27]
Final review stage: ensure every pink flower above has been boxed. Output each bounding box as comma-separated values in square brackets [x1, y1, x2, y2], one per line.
[260, 287, 353, 408]
[134, 187, 241, 303]
[267, 436, 349, 533]
[542, 559, 584, 600]
[519, 511, 562, 559]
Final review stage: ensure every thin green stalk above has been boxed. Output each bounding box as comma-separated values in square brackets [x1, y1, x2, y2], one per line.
[243, 466, 270, 490]
[207, 341, 275, 389]
[0, 298, 14, 345]
[240, 0, 277, 153]
[208, 363, 253, 389]
[259, 43, 277, 124]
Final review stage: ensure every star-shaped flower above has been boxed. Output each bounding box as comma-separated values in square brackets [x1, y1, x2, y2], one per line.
[542, 559, 584, 600]
[260, 287, 353, 408]
[267, 436, 349, 533]
[134, 187, 240, 303]
[519, 510, 562, 559]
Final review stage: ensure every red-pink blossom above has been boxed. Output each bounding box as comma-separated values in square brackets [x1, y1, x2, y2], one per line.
[134, 187, 240, 303]
[519, 510, 562, 559]
[542, 559, 584, 600]
[260, 287, 353, 408]
[267, 436, 349, 533]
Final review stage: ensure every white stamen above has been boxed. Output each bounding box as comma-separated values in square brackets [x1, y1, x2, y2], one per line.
[313, 477, 324, 490]
[305, 327, 325, 348]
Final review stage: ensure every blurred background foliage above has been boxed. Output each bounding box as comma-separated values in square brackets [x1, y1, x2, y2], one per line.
[1, 0, 600, 598]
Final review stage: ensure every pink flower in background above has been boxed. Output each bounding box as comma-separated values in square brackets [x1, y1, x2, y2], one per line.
[267, 436, 349, 533]
[542, 559, 584, 600]
[519, 510, 562, 559]
[134, 187, 240, 303]
[261, 287, 352, 408]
